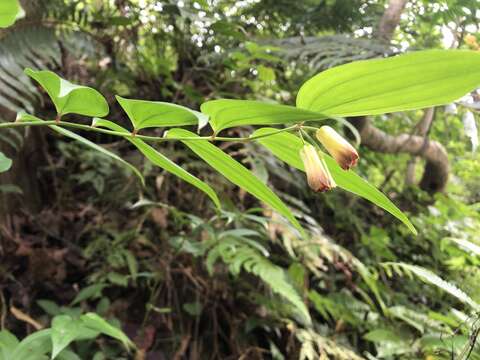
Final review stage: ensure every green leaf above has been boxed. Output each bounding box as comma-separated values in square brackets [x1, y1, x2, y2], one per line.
[93, 118, 220, 209]
[252, 128, 416, 234]
[201, 99, 324, 133]
[56, 349, 81, 360]
[183, 302, 203, 316]
[364, 328, 405, 343]
[297, 50, 480, 116]
[165, 128, 304, 235]
[107, 272, 128, 287]
[0, 330, 19, 360]
[116, 95, 201, 131]
[209, 237, 311, 325]
[37, 300, 61, 317]
[0, 0, 23, 28]
[0, 152, 12, 173]
[18, 112, 144, 187]
[257, 65, 276, 82]
[80, 313, 134, 349]
[10, 329, 52, 360]
[51, 315, 82, 360]
[123, 250, 138, 280]
[24, 68, 109, 117]
[71, 284, 107, 306]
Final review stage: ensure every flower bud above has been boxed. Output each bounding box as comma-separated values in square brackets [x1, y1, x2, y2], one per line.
[300, 144, 336, 192]
[465, 34, 480, 50]
[315, 126, 359, 170]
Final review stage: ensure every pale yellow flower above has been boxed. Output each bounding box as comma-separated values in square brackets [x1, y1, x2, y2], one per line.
[300, 144, 336, 192]
[316, 126, 359, 170]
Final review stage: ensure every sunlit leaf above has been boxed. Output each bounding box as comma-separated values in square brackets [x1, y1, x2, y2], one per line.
[116, 95, 202, 131]
[80, 313, 134, 349]
[0, 330, 19, 360]
[201, 99, 324, 133]
[93, 118, 220, 209]
[297, 50, 480, 116]
[24, 68, 109, 117]
[51, 315, 82, 360]
[0, 0, 23, 28]
[252, 128, 417, 234]
[10, 329, 52, 360]
[0, 152, 12, 173]
[165, 128, 304, 235]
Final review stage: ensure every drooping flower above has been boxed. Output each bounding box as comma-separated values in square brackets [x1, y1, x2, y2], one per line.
[300, 144, 336, 192]
[465, 34, 480, 50]
[315, 126, 359, 170]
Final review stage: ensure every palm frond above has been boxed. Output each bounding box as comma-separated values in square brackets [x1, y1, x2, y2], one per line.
[0, 26, 60, 114]
[272, 35, 392, 73]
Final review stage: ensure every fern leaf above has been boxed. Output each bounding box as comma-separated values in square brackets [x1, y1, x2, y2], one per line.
[207, 237, 311, 325]
[382, 262, 480, 311]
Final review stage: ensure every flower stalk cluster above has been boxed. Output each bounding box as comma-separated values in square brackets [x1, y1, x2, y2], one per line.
[300, 126, 359, 192]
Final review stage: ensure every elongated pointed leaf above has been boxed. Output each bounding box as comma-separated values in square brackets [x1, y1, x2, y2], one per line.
[10, 329, 52, 360]
[80, 313, 134, 349]
[201, 99, 324, 133]
[93, 118, 220, 209]
[0, 152, 12, 173]
[24, 68, 109, 117]
[165, 128, 304, 235]
[297, 50, 480, 116]
[50, 315, 97, 360]
[0, 330, 19, 360]
[0, 0, 23, 28]
[17, 113, 145, 186]
[51, 315, 82, 360]
[252, 128, 416, 234]
[116, 95, 202, 131]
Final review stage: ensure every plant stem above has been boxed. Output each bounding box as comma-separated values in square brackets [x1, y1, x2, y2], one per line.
[0, 120, 299, 143]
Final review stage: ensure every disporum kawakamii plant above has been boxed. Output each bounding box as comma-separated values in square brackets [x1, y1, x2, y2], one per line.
[3, 50, 480, 239]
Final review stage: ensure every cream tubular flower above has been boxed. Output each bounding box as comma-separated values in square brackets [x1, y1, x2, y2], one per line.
[316, 126, 359, 170]
[300, 144, 336, 192]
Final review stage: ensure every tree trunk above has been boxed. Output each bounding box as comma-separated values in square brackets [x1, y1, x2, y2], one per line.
[405, 107, 434, 186]
[0, 1, 51, 227]
[351, 113, 449, 193]
[377, 0, 408, 43]
[348, 0, 449, 193]
[0, 110, 47, 226]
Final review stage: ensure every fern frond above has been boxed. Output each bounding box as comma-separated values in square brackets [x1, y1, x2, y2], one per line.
[382, 262, 480, 311]
[447, 237, 480, 257]
[207, 236, 311, 325]
[389, 305, 449, 334]
[293, 233, 387, 313]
